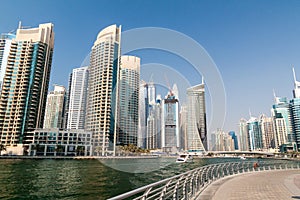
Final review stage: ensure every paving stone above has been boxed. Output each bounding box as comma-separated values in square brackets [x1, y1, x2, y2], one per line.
[197, 170, 300, 200]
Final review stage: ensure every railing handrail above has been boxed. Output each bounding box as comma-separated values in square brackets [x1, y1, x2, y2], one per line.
[108, 160, 299, 200]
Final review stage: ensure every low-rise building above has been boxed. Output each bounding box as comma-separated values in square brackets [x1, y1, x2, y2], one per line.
[26, 128, 92, 156]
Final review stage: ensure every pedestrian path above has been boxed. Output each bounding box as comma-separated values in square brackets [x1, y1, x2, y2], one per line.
[198, 170, 300, 200]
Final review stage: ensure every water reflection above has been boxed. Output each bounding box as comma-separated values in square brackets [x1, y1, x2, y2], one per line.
[0, 157, 294, 199]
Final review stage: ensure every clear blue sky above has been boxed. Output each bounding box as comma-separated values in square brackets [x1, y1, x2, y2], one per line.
[1, 0, 300, 133]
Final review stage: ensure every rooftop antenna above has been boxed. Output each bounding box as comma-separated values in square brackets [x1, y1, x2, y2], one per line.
[149, 73, 154, 83]
[248, 108, 252, 119]
[18, 21, 22, 29]
[273, 89, 277, 102]
[293, 67, 297, 83]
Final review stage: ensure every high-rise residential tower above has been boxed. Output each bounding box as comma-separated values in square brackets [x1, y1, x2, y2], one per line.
[0, 33, 15, 91]
[148, 82, 156, 106]
[43, 85, 66, 129]
[238, 118, 249, 151]
[271, 96, 292, 147]
[138, 81, 148, 148]
[85, 25, 121, 156]
[0, 23, 54, 146]
[66, 66, 89, 129]
[247, 117, 263, 151]
[186, 83, 207, 153]
[161, 89, 180, 153]
[259, 114, 276, 150]
[146, 95, 162, 149]
[117, 55, 140, 146]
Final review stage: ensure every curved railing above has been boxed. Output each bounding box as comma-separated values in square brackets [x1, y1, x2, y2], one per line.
[108, 160, 300, 200]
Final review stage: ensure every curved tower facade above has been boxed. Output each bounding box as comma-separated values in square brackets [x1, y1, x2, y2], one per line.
[186, 83, 207, 153]
[86, 25, 121, 155]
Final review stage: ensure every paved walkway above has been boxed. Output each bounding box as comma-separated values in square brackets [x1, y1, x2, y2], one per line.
[198, 170, 300, 200]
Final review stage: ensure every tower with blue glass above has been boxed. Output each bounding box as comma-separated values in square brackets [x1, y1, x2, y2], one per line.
[0, 23, 54, 147]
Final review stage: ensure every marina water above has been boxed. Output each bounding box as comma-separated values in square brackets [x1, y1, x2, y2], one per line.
[0, 157, 287, 199]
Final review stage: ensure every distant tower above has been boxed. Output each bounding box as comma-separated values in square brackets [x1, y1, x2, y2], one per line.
[0, 33, 15, 91]
[247, 117, 263, 151]
[148, 82, 156, 106]
[146, 94, 162, 149]
[43, 85, 66, 129]
[66, 66, 89, 129]
[161, 88, 180, 153]
[180, 105, 188, 150]
[117, 55, 140, 146]
[259, 114, 276, 150]
[290, 98, 300, 150]
[293, 68, 300, 98]
[0, 23, 54, 146]
[238, 118, 249, 151]
[138, 81, 148, 148]
[85, 25, 121, 156]
[271, 96, 292, 147]
[186, 83, 207, 153]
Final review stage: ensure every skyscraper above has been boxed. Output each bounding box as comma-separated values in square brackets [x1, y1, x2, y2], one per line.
[117, 55, 140, 146]
[293, 68, 300, 98]
[161, 88, 180, 153]
[148, 82, 156, 106]
[290, 98, 300, 150]
[259, 114, 276, 150]
[0, 33, 15, 91]
[138, 81, 148, 148]
[43, 85, 66, 129]
[271, 96, 292, 147]
[238, 118, 249, 151]
[146, 94, 162, 149]
[0, 23, 54, 147]
[66, 66, 89, 129]
[247, 117, 263, 151]
[85, 25, 121, 156]
[43, 85, 66, 128]
[179, 105, 188, 150]
[186, 83, 207, 153]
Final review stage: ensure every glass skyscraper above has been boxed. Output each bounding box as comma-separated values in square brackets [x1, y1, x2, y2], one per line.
[271, 96, 293, 146]
[138, 81, 148, 148]
[161, 90, 179, 152]
[0, 23, 54, 147]
[85, 25, 121, 156]
[290, 98, 300, 149]
[238, 118, 249, 151]
[247, 117, 263, 151]
[117, 55, 140, 146]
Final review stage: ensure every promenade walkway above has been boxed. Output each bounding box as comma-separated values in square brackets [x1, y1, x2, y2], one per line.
[198, 169, 300, 200]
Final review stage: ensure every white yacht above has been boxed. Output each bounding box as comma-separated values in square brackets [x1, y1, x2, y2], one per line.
[176, 154, 193, 163]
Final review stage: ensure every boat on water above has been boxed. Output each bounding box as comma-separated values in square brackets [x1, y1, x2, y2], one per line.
[176, 154, 193, 163]
[239, 156, 246, 160]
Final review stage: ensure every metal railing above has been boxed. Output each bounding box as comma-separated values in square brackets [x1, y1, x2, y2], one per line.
[108, 160, 300, 200]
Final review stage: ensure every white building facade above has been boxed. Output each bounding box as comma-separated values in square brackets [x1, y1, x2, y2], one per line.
[66, 66, 89, 129]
